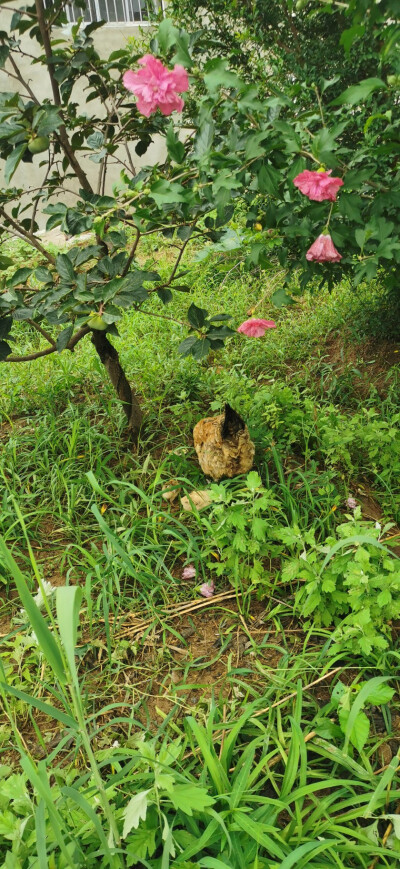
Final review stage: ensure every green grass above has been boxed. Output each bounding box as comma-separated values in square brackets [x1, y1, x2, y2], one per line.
[1, 238, 400, 867]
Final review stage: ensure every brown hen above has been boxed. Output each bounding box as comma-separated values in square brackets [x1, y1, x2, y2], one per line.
[193, 404, 255, 481]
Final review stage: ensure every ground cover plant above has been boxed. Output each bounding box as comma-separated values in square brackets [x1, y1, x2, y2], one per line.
[1, 0, 400, 866]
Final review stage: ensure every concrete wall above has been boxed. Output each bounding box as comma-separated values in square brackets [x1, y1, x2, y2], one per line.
[0, 6, 165, 227]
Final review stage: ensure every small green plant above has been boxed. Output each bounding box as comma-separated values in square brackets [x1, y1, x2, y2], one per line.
[282, 510, 400, 655]
[330, 677, 394, 754]
[202, 471, 284, 593]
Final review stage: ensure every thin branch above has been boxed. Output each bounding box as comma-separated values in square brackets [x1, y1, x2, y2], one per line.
[135, 307, 188, 328]
[3, 324, 89, 363]
[0, 210, 56, 265]
[168, 225, 197, 285]
[5, 50, 40, 103]
[4, 346, 58, 363]
[121, 227, 140, 278]
[34, 0, 93, 193]
[27, 319, 56, 346]
[30, 152, 54, 234]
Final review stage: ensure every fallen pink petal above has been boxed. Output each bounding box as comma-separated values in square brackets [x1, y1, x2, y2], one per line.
[199, 581, 215, 598]
[306, 234, 342, 263]
[346, 497, 357, 510]
[182, 564, 196, 580]
[123, 55, 189, 117]
[237, 318, 277, 337]
[293, 169, 343, 202]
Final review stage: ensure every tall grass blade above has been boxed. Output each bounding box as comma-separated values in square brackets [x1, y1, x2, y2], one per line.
[0, 536, 66, 684]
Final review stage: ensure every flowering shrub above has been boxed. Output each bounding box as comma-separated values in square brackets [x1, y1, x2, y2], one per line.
[0, 2, 399, 435]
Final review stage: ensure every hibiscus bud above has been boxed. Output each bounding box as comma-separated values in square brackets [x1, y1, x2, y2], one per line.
[306, 234, 342, 263]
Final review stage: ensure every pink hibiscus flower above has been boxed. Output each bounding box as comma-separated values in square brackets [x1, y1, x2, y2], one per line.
[123, 55, 189, 117]
[237, 318, 277, 338]
[293, 170, 343, 202]
[306, 234, 342, 263]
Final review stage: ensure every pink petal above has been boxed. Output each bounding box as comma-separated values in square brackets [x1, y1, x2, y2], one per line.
[293, 170, 343, 202]
[170, 65, 189, 92]
[123, 56, 189, 117]
[182, 564, 196, 580]
[199, 581, 215, 598]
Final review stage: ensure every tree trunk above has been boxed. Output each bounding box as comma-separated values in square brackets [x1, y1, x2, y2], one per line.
[91, 330, 142, 443]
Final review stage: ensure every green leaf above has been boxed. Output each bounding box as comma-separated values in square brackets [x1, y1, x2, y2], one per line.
[56, 325, 73, 353]
[0, 340, 11, 360]
[87, 131, 104, 149]
[0, 684, 75, 729]
[0, 316, 12, 340]
[332, 77, 387, 106]
[246, 471, 262, 491]
[364, 684, 394, 705]
[4, 143, 27, 184]
[149, 179, 187, 207]
[257, 164, 280, 196]
[348, 709, 370, 752]
[172, 32, 193, 69]
[343, 677, 391, 753]
[122, 791, 151, 838]
[245, 132, 268, 161]
[0, 255, 13, 270]
[187, 303, 208, 328]
[35, 107, 62, 137]
[157, 18, 179, 52]
[0, 45, 10, 68]
[340, 24, 365, 54]
[271, 287, 295, 307]
[166, 122, 185, 163]
[34, 267, 52, 284]
[126, 828, 156, 863]
[279, 840, 341, 869]
[0, 537, 66, 684]
[7, 267, 32, 287]
[12, 308, 34, 321]
[56, 587, 82, 691]
[193, 121, 214, 159]
[178, 335, 197, 356]
[169, 784, 215, 815]
[204, 59, 240, 94]
[56, 254, 75, 283]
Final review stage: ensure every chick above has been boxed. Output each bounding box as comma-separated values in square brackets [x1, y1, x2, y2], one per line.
[193, 403, 255, 481]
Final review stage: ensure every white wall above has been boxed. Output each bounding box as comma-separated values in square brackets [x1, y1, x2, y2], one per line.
[0, 6, 165, 227]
